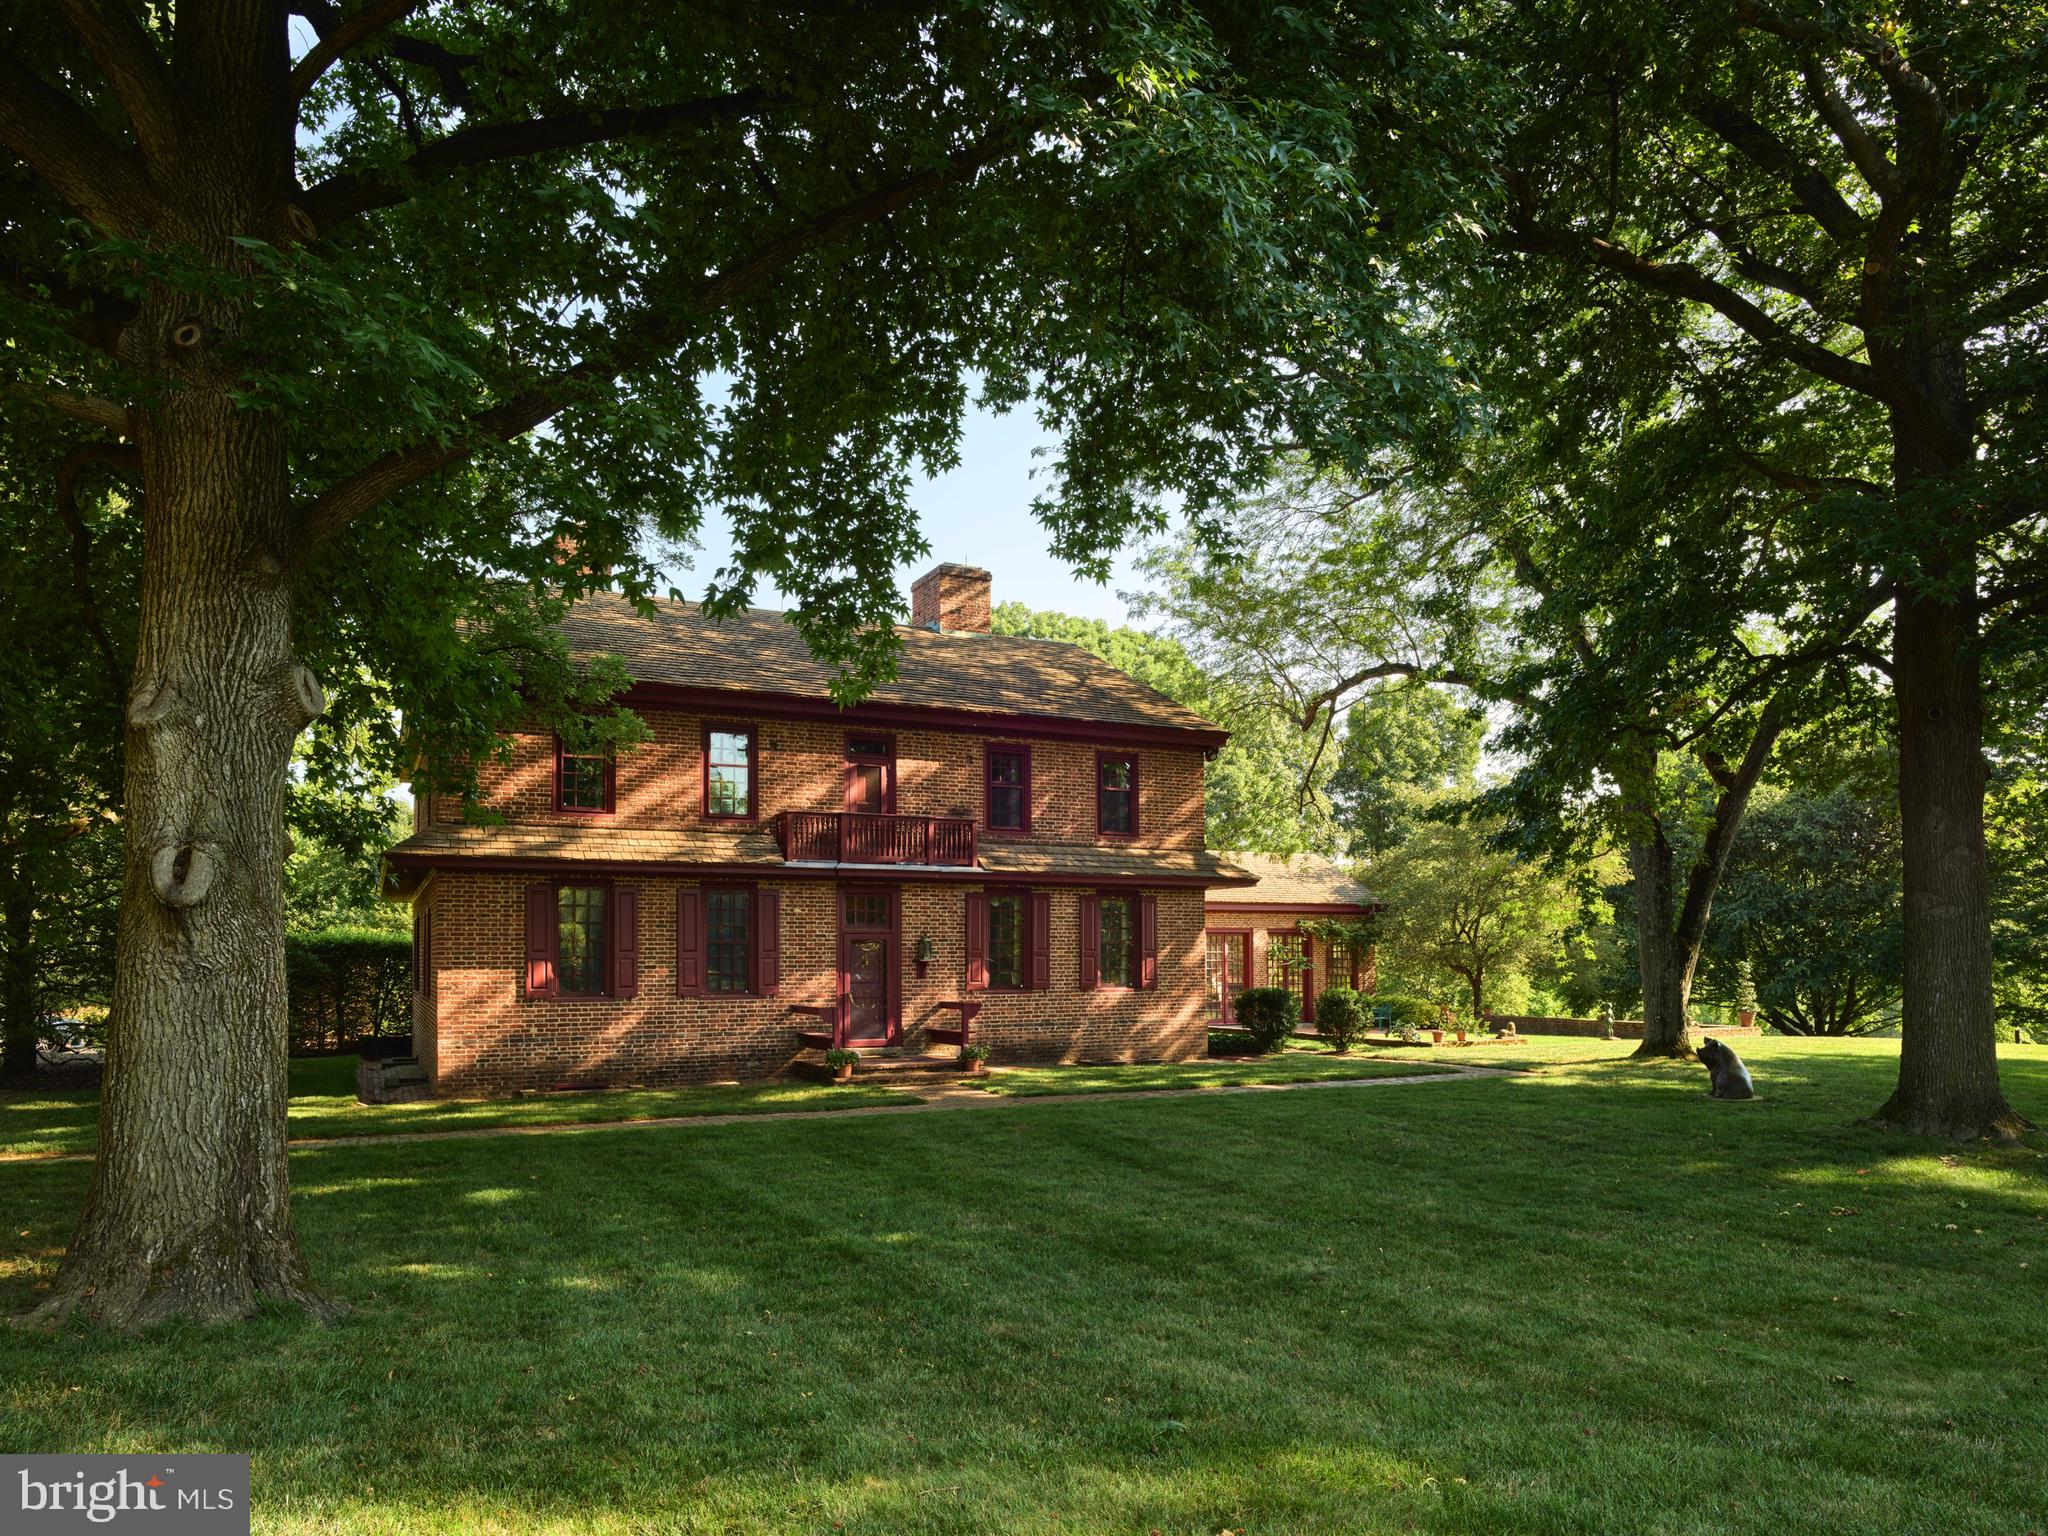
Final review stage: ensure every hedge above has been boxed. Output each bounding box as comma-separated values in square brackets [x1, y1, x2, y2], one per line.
[286, 926, 412, 1056]
[1314, 987, 1369, 1052]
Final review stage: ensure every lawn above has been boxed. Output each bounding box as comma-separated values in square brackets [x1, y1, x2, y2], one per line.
[980, 1047, 1458, 1096]
[3, 1036, 2045, 1534]
[0, 1056, 911, 1159]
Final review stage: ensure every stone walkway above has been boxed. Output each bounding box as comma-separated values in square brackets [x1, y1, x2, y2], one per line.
[5, 1064, 1518, 1164]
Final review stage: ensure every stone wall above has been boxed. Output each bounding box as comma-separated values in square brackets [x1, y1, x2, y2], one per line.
[1485, 1013, 1764, 1041]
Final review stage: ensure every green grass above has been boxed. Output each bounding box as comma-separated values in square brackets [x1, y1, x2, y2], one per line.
[0, 1056, 912, 1159]
[3, 1036, 2046, 1534]
[981, 1045, 1458, 1096]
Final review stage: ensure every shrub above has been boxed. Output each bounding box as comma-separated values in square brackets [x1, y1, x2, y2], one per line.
[1315, 987, 1368, 1053]
[1233, 986, 1299, 1053]
[285, 926, 412, 1056]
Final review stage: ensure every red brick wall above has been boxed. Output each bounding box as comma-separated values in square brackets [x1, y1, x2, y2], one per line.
[429, 711, 1207, 850]
[909, 565, 992, 632]
[417, 873, 1208, 1095]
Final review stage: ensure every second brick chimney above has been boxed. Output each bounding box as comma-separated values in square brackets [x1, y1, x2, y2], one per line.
[909, 563, 992, 633]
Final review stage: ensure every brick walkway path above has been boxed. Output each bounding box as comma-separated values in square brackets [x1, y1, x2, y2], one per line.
[5, 1064, 1518, 1165]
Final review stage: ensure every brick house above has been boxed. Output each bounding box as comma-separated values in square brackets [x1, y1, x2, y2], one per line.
[383, 564, 1256, 1095]
[1203, 853, 1377, 1027]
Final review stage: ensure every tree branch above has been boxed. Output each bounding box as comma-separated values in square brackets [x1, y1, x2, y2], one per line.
[1684, 88, 1862, 240]
[1731, 449, 1884, 501]
[294, 0, 479, 107]
[288, 0, 422, 102]
[5, 381, 129, 435]
[1672, 697, 1785, 956]
[55, 0, 179, 169]
[292, 121, 1026, 557]
[298, 88, 773, 228]
[0, 48, 162, 233]
[1794, 53, 1898, 198]
[1501, 212, 1888, 402]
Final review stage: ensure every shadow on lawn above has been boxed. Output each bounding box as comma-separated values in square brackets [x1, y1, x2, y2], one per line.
[1, 1050, 2044, 1534]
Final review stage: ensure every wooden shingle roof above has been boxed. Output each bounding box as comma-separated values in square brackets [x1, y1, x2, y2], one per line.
[1205, 852, 1374, 908]
[558, 593, 1223, 740]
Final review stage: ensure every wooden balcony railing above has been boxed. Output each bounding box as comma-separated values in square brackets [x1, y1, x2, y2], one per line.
[776, 810, 977, 867]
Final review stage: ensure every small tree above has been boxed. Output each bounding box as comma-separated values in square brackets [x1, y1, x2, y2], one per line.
[1366, 816, 1575, 1020]
[1233, 988, 1300, 1055]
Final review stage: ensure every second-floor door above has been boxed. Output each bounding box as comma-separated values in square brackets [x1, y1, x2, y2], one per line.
[844, 734, 895, 815]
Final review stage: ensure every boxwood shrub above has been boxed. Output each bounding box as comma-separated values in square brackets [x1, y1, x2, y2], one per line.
[1233, 986, 1299, 1053]
[1314, 987, 1368, 1053]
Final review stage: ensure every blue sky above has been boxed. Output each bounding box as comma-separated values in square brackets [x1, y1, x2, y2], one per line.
[660, 401, 1151, 627]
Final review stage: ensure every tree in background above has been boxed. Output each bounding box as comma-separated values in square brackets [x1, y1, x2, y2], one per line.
[1365, 815, 1577, 1020]
[0, 418, 134, 1076]
[2, 1, 1474, 1325]
[990, 602, 1338, 854]
[1703, 787, 1904, 1035]
[1328, 684, 1485, 858]
[1450, 0, 2045, 1136]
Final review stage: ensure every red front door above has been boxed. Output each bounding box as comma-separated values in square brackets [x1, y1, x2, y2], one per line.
[1205, 931, 1249, 1023]
[838, 888, 900, 1046]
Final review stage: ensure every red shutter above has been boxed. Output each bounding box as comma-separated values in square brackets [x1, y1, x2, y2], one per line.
[610, 885, 639, 998]
[677, 887, 704, 996]
[1139, 893, 1158, 990]
[1029, 891, 1051, 991]
[756, 888, 781, 996]
[525, 885, 558, 999]
[1078, 894, 1100, 990]
[965, 893, 988, 991]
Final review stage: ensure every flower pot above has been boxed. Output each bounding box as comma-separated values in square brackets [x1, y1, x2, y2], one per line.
[1430, 1029, 1444, 1044]
[1456, 1030, 1468, 1044]
[833, 1064, 854, 1084]
[1737, 1008, 1756, 1029]
[965, 1058, 988, 1076]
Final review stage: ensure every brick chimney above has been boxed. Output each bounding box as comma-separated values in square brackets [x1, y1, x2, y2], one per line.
[909, 563, 992, 633]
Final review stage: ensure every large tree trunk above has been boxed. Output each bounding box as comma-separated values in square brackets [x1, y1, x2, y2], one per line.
[1629, 833, 1693, 1058]
[26, 5, 337, 1325]
[1866, 320, 2026, 1138]
[1872, 557, 2024, 1138]
[29, 387, 335, 1328]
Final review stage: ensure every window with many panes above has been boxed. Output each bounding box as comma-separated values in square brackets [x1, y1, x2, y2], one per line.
[1099, 895, 1137, 987]
[988, 892, 1025, 989]
[705, 726, 755, 819]
[706, 888, 752, 992]
[1269, 931, 1309, 1016]
[986, 747, 1028, 832]
[556, 737, 611, 813]
[1097, 754, 1136, 837]
[557, 885, 608, 996]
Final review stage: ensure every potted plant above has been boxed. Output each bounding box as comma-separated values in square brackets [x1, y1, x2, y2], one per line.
[1733, 959, 1759, 1029]
[823, 1048, 859, 1084]
[959, 1043, 991, 1076]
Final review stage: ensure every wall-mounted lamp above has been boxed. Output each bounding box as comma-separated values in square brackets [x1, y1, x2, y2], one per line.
[914, 934, 935, 977]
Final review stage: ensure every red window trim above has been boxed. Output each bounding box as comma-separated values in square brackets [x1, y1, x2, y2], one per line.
[1266, 926, 1314, 1022]
[552, 733, 616, 816]
[701, 880, 761, 996]
[701, 722, 760, 823]
[983, 743, 1032, 836]
[983, 889, 1033, 992]
[525, 878, 622, 1002]
[844, 731, 896, 815]
[1093, 888, 1140, 990]
[1094, 750, 1138, 841]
